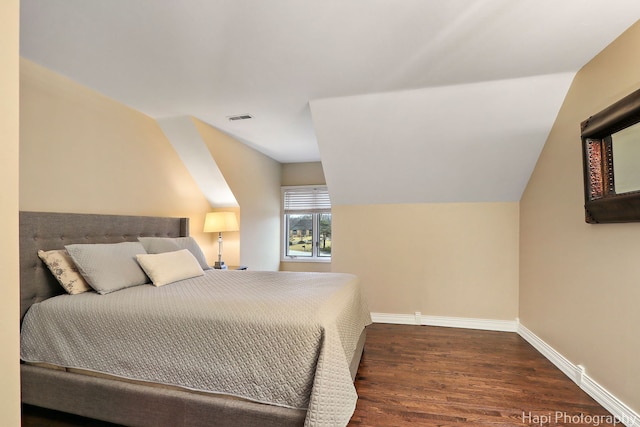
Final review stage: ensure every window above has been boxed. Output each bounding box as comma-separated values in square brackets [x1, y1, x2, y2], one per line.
[282, 186, 331, 261]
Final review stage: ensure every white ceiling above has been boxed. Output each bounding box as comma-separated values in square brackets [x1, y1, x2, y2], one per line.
[19, 1, 640, 204]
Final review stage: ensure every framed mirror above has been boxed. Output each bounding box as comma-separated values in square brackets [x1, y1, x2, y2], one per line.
[581, 87, 640, 223]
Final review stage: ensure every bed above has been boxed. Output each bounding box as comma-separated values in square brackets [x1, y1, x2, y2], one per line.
[19, 211, 371, 427]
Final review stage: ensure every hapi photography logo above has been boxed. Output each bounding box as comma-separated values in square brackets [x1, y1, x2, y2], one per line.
[521, 411, 636, 426]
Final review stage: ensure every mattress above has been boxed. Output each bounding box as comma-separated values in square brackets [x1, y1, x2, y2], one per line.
[21, 269, 372, 427]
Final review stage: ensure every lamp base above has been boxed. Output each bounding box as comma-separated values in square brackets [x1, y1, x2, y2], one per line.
[214, 261, 227, 270]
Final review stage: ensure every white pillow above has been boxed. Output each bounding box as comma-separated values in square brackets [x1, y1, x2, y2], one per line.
[136, 249, 204, 287]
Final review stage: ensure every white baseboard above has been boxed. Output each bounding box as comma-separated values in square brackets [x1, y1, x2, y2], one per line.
[370, 312, 517, 332]
[370, 312, 417, 325]
[518, 323, 639, 427]
[580, 374, 639, 427]
[517, 323, 582, 383]
[370, 312, 638, 427]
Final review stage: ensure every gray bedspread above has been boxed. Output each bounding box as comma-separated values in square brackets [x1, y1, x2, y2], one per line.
[21, 270, 371, 427]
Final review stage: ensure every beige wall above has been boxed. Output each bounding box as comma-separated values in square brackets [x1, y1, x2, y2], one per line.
[281, 261, 331, 273]
[280, 162, 331, 272]
[333, 202, 519, 319]
[19, 59, 215, 257]
[192, 118, 281, 271]
[520, 21, 640, 413]
[0, 1, 21, 425]
[281, 161, 326, 186]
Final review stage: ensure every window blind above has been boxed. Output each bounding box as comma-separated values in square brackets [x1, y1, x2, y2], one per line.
[283, 187, 331, 214]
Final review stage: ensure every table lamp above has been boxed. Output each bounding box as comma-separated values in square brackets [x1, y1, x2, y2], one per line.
[203, 212, 239, 269]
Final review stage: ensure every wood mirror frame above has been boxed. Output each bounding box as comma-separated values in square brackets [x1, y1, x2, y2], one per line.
[581, 87, 640, 223]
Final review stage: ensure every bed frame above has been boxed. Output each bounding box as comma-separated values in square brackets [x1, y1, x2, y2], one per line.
[20, 211, 365, 427]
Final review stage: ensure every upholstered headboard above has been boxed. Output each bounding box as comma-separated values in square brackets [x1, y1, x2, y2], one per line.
[19, 211, 189, 320]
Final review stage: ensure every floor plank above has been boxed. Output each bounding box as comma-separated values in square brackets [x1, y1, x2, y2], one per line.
[22, 323, 618, 426]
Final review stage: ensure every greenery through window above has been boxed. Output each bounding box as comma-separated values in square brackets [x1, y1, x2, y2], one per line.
[282, 187, 331, 261]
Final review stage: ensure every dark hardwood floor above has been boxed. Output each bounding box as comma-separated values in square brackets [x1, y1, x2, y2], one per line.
[349, 324, 616, 426]
[22, 323, 617, 426]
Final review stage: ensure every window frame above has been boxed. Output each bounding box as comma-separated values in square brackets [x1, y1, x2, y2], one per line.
[281, 186, 331, 263]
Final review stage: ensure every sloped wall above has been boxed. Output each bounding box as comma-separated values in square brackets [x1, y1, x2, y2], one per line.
[192, 118, 281, 271]
[520, 21, 640, 413]
[19, 59, 215, 260]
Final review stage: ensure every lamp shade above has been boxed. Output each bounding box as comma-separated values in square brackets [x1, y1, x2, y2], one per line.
[203, 212, 239, 233]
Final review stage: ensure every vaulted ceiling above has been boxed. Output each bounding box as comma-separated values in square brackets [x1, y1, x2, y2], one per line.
[19, 1, 640, 204]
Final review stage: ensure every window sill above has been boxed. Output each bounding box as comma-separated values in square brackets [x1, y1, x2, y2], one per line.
[281, 257, 331, 263]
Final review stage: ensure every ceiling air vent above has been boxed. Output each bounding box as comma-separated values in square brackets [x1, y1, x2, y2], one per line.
[227, 114, 253, 121]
